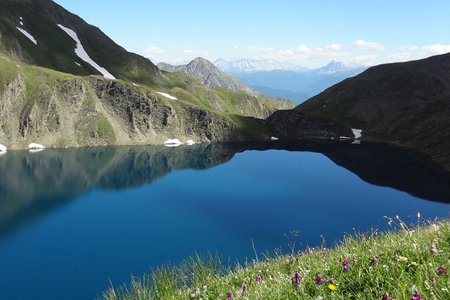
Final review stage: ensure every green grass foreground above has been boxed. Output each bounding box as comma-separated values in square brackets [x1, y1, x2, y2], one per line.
[102, 218, 450, 300]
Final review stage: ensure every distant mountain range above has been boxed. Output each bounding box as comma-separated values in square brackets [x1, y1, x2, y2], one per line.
[214, 60, 366, 104]
[214, 58, 308, 73]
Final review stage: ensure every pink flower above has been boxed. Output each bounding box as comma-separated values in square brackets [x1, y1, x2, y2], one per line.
[411, 291, 422, 300]
[430, 245, 438, 254]
[291, 272, 301, 288]
[343, 259, 349, 272]
[227, 291, 233, 300]
[382, 292, 390, 300]
[432, 277, 437, 286]
[315, 275, 324, 285]
[255, 274, 262, 283]
[437, 266, 447, 275]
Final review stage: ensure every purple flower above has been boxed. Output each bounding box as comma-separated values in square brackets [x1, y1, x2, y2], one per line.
[437, 266, 447, 275]
[411, 291, 422, 300]
[227, 291, 233, 300]
[315, 275, 324, 286]
[242, 283, 247, 294]
[430, 245, 438, 254]
[291, 272, 301, 288]
[255, 274, 262, 283]
[371, 258, 379, 266]
[382, 292, 390, 300]
[343, 259, 349, 272]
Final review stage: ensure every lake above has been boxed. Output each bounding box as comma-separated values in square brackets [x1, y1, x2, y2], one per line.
[0, 141, 449, 300]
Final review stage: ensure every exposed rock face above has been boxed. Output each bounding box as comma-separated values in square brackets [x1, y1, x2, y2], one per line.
[158, 57, 258, 96]
[0, 72, 268, 150]
[268, 53, 450, 170]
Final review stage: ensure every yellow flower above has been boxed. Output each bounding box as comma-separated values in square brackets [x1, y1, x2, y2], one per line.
[328, 284, 337, 291]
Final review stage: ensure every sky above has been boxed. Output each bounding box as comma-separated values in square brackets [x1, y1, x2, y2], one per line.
[54, 0, 450, 68]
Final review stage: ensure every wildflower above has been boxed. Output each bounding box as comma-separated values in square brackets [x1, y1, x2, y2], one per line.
[411, 291, 422, 300]
[242, 282, 247, 294]
[255, 274, 262, 283]
[343, 259, 349, 272]
[227, 291, 233, 300]
[291, 272, 301, 288]
[382, 292, 390, 300]
[315, 275, 324, 286]
[437, 266, 447, 275]
[371, 258, 379, 266]
[328, 283, 337, 291]
[328, 278, 335, 285]
[316, 297, 324, 300]
[432, 277, 437, 286]
[430, 244, 438, 254]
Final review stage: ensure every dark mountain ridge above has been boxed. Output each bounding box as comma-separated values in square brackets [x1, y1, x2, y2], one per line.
[268, 53, 450, 170]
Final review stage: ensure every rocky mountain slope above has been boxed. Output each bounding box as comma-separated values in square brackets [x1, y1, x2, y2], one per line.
[0, 0, 162, 85]
[268, 53, 450, 170]
[158, 57, 258, 96]
[0, 0, 295, 150]
[0, 55, 277, 150]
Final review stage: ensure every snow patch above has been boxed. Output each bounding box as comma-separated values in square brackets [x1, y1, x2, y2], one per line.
[57, 24, 115, 79]
[16, 27, 37, 45]
[186, 140, 196, 145]
[271, 136, 279, 141]
[157, 92, 177, 100]
[0, 144, 7, 152]
[339, 136, 352, 140]
[352, 129, 362, 139]
[20, 20, 24, 26]
[28, 143, 45, 150]
[164, 139, 183, 147]
[132, 83, 140, 87]
[75, 62, 81, 67]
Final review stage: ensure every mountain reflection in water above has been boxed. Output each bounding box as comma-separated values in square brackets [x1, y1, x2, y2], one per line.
[0, 141, 449, 241]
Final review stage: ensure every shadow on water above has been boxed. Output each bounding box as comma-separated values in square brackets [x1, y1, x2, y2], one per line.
[0, 141, 449, 240]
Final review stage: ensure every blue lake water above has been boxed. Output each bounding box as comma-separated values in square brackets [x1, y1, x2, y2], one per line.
[0, 142, 449, 300]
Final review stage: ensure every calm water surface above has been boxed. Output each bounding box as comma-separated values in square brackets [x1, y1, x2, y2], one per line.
[0, 142, 449, 300]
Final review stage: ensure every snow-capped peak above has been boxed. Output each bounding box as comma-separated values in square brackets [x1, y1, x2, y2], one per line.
[317, 61, 349, 74]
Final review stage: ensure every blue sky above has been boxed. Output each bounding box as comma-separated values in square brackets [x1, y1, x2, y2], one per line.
[54, 0, 450, 67]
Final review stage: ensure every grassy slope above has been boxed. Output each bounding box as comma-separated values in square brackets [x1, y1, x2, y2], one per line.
[102, 219, 450, 300]
[0, 55, 272, 145]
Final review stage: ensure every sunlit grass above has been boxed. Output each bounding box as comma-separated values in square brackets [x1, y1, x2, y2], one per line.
[101, 216, 450, 300]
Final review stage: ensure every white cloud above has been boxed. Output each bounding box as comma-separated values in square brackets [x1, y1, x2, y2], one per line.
[144, 46, 164, 55]
[421, 44, 450, 55]
[353, 39, 384, 51]
[354, 55, 376, 64]
[325, 44, 342, 51]
[248, 45, 273, 51]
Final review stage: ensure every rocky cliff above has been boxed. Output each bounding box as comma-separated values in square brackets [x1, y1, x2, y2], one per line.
[0, 56, 273, 150]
